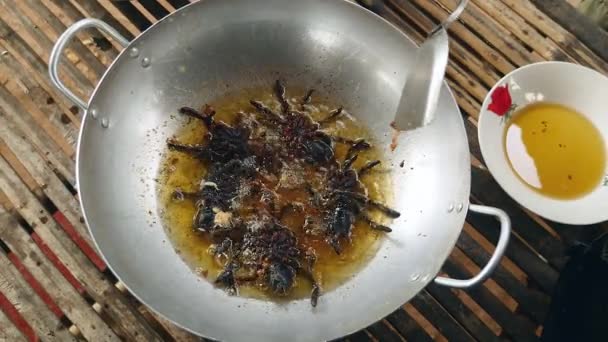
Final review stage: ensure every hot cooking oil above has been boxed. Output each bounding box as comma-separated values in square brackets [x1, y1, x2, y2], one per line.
[157, 86, 394, 300]
[504, 102, 606, 199]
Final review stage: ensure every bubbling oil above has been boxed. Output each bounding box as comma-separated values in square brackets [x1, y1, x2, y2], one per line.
[157, 87, 394, 301]
[503, 102, 606, 199]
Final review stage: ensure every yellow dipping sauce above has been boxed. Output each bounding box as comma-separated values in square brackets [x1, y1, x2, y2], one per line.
[503, 102, 606, 199]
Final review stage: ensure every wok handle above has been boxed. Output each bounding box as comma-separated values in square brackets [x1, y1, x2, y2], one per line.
[49, 18, 129, 111]
[434, 204, 511, 288]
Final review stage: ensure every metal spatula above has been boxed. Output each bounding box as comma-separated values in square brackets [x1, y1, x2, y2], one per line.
[392, 0, 468, 131]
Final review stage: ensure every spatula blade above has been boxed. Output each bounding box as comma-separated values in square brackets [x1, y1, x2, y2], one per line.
[393, 29, 449, 131]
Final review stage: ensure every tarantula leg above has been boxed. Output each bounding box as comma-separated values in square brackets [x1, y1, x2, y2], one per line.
[310, 282, 320, 307]
[215, 261, 238, 295]
[330, 135, 354, 144]
[301, 89, 314, 108]
[172, 188, 198, 201]
[327, 235, 342, 255]
[361, 214, 392, 232]
[358, 160, 381, 176]
[274, 80, 290, 114]
[343, 154, 358, 170]
[333, 190, 401, 218]
[305, 248, 316, 270]
[303, 249, 321, 307]
[250, 100, 284, 123]
[167, 140, 208, 158]
[345, 138, 371, 160]
[319, 107, 343, 124]
[214, 238, 238, 294]
[352, 138, 371, 149]
[179, 106, 215, 126]
[235, 273, 258, 282]
[225, 257, 257, 283]
[331, 135, 371, 149]
[212, 238, 234, 257]
[259, 187, 280, 216]
[305, 183, 323, 207]
[367, 200, 401, 218]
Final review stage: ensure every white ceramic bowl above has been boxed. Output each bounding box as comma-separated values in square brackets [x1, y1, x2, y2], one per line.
[478, 61, 608, 225]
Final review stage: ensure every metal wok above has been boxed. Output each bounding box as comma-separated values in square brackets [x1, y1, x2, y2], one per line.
[49, 0, 510, 341]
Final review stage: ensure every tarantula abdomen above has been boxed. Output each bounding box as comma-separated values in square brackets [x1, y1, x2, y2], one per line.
[183, 158, 257, 233]
[326, 201, 358, 254]
[194, 204, 216, 231]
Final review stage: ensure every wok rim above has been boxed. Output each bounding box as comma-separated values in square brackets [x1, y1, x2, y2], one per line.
[75, 0, 470, 340]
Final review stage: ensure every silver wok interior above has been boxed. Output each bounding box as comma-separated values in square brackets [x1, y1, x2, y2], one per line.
[77, 0, 471, 340]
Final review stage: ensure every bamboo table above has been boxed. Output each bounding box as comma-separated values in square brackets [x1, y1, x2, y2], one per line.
[0, 0, 606, 341]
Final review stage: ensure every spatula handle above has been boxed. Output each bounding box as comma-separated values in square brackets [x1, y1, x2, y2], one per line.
[431, 0, 469, 35]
